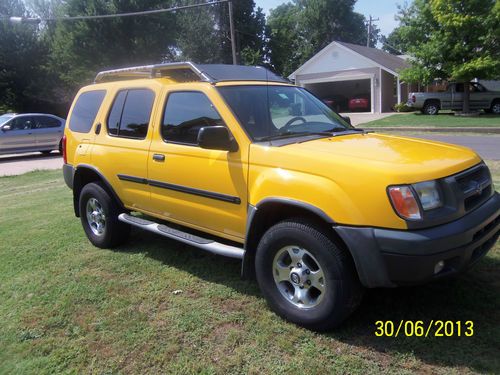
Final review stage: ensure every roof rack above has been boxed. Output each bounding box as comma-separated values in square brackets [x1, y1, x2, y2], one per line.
[94, 62, 214, 84]
[94, 62, 289, 84]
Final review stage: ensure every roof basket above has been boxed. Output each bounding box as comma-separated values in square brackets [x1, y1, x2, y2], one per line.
[94, 62, 289, 84]
[94, 62, 214, 84]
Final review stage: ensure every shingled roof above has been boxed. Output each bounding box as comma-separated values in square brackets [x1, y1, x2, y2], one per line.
[337, 41, 409, 73]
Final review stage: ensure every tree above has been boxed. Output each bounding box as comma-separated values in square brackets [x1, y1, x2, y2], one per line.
[267, 0, 372, 77]
[397, 0, 500, 113]
[46, 0, 179, 101]
[176, 0, 266, 65]
[0, 0, 50, 112]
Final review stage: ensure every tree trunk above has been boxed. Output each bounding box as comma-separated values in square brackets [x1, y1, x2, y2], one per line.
[463, 81, 470, 113]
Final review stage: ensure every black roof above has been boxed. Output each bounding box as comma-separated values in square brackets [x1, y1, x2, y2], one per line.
[197, 64, 288, 83]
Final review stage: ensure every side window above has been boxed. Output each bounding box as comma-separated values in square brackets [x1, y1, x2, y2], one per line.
[106, 89, 154, 139]
[10, 117, 33, 130]
[34, 116, 61, 129]
[162, 91, 224, 145]
[107, 91, 127, 136]
[69, 90, 106, 133]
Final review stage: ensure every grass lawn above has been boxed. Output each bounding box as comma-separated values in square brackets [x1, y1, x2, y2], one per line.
[0, 168, 499, 374]
[361, 112, 500, 127]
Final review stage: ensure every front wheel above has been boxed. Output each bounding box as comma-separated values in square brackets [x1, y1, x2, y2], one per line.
[255, 219, 363, 331]
[79, 182, 130, 248]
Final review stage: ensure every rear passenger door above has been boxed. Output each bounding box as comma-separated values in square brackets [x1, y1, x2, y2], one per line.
[32, 116, 64, 150]
[91, 87, 158, 211]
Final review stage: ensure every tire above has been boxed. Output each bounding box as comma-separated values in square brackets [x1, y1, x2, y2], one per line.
[423, 101, 439, 115]
[79, 182, 130, 248]
[255, 219, 363, 331]
[490, 100, 500, 115]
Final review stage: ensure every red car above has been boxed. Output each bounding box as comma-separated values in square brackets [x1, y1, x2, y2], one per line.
[348, 94, 370, 112]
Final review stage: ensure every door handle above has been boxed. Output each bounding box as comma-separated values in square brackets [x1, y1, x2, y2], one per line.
[153, 153, 165, 162]
[95, 123, 101, 135]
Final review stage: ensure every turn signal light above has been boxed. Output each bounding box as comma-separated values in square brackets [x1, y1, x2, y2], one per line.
[388, 186, 422, 220]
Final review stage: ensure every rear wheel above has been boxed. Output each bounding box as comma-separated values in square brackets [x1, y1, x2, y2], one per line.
[490, 100, 500, 115]
[79, 182, 130, 248]
[255, 219, 363, 331]
[423, 101, 439, 115]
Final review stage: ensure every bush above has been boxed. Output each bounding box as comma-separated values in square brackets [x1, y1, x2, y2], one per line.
[393, 102, 416, 112]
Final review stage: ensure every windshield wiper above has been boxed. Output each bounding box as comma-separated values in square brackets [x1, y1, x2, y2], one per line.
[256, 131, 332, 142]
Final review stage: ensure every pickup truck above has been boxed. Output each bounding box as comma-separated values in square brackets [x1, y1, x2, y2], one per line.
[407, 82, 500, 115]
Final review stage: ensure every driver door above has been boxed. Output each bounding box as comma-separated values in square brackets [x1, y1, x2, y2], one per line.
[147, 87, 248, 242]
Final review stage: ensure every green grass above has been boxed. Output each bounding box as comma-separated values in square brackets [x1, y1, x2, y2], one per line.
[0, 168, 499, 374]
[361, 112, 500, 127]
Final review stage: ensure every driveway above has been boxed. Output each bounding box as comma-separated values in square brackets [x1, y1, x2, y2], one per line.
[0, 152, 63, 176]
[342, 112, 400, 126]
[410, 135, 500, 160]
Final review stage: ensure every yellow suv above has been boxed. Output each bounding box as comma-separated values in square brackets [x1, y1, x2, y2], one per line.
[63, 62, 500, 330]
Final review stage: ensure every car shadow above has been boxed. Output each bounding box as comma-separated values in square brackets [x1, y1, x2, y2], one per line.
[115, 228, 499, 372]
[0, 152, 62, 163]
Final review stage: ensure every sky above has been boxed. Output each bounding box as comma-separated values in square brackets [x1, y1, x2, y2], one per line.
[254, 0, 402, 37]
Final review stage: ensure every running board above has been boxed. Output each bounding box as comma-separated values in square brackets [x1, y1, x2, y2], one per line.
[118, 213, 245, 259]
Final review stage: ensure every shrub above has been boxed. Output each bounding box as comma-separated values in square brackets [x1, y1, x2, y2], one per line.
[393, 102, 416, 112]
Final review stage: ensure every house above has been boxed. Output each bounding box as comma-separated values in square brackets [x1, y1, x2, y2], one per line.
[289, 41, 410, 113]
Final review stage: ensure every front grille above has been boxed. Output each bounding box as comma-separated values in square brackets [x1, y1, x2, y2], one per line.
[455, 164, 493, 213]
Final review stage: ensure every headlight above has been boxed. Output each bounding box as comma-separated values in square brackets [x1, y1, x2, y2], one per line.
[413, 180, 442, 210]
[388, 180, 442, 220]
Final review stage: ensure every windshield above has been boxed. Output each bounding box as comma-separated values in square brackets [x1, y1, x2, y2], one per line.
[0, 114, 14, 125]
[217, 85, 352, 141]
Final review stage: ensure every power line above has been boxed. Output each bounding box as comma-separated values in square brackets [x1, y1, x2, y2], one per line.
[8, 1, 228, 23]
[5, 0, 238, 64]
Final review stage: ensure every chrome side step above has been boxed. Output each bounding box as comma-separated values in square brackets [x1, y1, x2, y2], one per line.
[118, 213, 245, 259]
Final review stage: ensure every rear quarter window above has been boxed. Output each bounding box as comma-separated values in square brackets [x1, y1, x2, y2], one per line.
[69, 90, 106, 133]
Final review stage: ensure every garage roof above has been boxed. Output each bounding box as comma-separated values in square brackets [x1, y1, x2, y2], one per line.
[337, 42, 409, 73]
[289, 41, 409, 80]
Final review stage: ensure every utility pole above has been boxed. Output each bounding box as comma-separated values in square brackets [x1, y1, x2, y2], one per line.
[366, 15, 379, 47]
[228, 1, 237, 65]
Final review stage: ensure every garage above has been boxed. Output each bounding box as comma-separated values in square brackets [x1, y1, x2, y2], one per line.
[305, 78, 372, 113]
[289, 41, 409, 114]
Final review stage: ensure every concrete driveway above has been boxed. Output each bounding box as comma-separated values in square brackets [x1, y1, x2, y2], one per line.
[0, 152, 63, 176]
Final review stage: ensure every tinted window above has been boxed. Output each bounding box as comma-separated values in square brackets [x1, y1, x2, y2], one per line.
[107, 91, 127, 136]
[34, 116, 61, 129]
[106, 89, 154, 139]
[120, 89, 154, 139]
[69, 90, 106, 133]
[9, 116, 34, 130]
[162, 92, 224, 145]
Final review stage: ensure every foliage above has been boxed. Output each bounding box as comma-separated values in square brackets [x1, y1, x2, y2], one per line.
[267, 0, 377, 77]
[392, 0, 500, 112]
[393, 102, 417, 112]
[0, 0, 50, 112]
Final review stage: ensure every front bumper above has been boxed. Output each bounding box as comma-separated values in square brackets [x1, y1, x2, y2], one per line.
[336, 192, 500, 288]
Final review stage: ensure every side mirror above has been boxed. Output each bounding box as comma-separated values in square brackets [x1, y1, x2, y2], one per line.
[342, 115, 351, 125]
[197, 126, 238, 152]
[1, 124, 11, 131]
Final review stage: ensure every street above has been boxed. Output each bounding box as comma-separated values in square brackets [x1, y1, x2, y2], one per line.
[0, 135, 499, 177]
